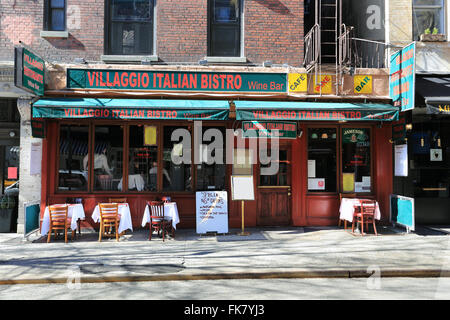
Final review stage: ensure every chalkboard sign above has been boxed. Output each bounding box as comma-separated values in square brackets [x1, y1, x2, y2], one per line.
[390, 194, 415, 232]
[231, 176, 254, 200]
[196, 191, 228, 234]
[24, 201, 40, 236]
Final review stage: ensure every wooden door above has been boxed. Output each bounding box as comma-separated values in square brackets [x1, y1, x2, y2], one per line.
[257, 147, 292, 226]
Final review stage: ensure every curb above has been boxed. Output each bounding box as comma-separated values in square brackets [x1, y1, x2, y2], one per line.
[0, 269, 449, 286]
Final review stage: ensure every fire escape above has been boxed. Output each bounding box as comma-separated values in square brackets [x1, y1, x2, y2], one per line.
[303, 0, 353, 96]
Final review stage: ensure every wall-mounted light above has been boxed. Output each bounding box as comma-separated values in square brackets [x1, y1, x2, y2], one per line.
[297, 128, 303, 138]
[9, 131, 15, 137]
[198, 59, 208, 65]
[263, 61, 272, 67]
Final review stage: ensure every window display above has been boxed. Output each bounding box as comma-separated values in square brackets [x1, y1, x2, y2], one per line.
[307, 128, 337, 192]
[342, 128, 371, 193]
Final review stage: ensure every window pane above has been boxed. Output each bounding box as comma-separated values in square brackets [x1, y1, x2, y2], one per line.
[196, 127, 226, 191]
[260, 150, 290, 186]
[93, 126, 123, 191]
[51, 0, 65, 8]
[51, 9, 65, 31]
[413, 7, 444, 40]
[58, 125, 88, 191]
[214, 0, 238, 23]
[163, 126, 191, 192]
[112, 0, 152, 22]
[342, 128, 371, 193]
[307, 128, 337, 192]
[110, 22, 153, 55]
[124, 125, 158, 192]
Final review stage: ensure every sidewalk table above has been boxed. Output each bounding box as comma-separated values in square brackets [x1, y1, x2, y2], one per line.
[141, 202, 180, 230]
[92, 203, 133, 234]
[41, 204, 85, 236]
[339, 198, 381, 223]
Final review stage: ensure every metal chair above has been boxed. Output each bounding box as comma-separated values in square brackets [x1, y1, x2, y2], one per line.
[47, 204, 73, 243]
[98, 203, 120, 242]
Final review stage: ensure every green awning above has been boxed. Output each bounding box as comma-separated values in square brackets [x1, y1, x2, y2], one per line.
[234, 101, 399, 122]
[32, 98, 230, 120]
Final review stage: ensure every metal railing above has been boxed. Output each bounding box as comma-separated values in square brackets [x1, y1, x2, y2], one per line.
[348, 37, 389, 69]
[303, 23, 321, 73]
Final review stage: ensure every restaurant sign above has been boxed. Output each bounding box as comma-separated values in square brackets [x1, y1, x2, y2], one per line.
[32, 98, 230, 121]
[389, 42, 415, 112]
[14, 47, 45, 96]
[242, 121, 297, 139]
[67, 68, 287, 93]
[426, 103, 450, 115]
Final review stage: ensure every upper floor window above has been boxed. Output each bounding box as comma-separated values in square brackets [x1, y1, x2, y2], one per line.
[413, 0, 445, 40]
[44, 0, 66, 31]
[208, 0, 241, 57]
[106, 0, 154, 55]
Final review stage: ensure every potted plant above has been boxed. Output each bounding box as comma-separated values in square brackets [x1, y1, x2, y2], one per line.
[0, 195, 15, 232]
[420, 28, 446, 42]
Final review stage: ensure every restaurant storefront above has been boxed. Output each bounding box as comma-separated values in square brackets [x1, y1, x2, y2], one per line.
[393, 75, 450, 225]
[36, 67, 398, 229]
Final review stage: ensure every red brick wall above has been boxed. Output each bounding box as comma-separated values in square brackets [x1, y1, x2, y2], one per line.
[0, 0, 304, 66]
[0, 0, 104, 62]
[245, 0, 304, 66]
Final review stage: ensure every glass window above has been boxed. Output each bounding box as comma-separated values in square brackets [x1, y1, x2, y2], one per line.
[413, 0, 445, 40]
[307, 128, 337, 192]
[92, 125, 124, 191]
[260, 149, 290, 186]
[209, 0, 241, 57]
[196, 126, 226, 191]
[58, 125, 89, 191]
[107, 0, 154, 55]
[46, 0, 66, 31]
[342, 128, 371, 193]
[124, 125, 158, 192]
[163, 126, 192, 192]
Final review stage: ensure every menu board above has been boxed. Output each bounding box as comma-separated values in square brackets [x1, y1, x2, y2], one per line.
[196, 191, 228, 234]
[231, 175, 255, 200]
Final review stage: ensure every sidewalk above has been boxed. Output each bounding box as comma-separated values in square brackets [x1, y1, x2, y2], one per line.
[0, 225, 449, 285]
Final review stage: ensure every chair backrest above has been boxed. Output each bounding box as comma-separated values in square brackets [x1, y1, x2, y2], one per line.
[148, 201, 164, 218]
[108, 197, 127, 203]
[49, 204, 68, 223]
[359, 200, 376, 215]
[99, 203, 119, 221]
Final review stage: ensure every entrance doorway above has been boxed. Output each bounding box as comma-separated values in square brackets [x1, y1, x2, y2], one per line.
[257, 146, 292, 226]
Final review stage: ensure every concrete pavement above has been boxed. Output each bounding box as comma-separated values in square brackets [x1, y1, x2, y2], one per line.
[0, 225, 449, 285]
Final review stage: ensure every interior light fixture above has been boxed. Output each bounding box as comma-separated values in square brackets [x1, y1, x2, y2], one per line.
[321, 133, 328, 139]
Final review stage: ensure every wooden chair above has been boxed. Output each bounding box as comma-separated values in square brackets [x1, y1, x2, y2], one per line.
[352, 199, 378, 236]
[47, 204, 74, 243]
[147, 201, 170, 241]
[98, 203, 120, 242]
[338, 193, 356, 229]
[108, 197, 127, 203]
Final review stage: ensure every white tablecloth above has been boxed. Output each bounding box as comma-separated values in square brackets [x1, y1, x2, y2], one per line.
[141, 202, 180, 229]
[41, 204, 85, 236]
[118, 174, 145, 191]
[92, 203, 133, 234]
[339, 198, 381, 223]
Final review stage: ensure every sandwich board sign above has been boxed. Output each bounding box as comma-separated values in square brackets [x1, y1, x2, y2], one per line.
[196, 191, 228, 234]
